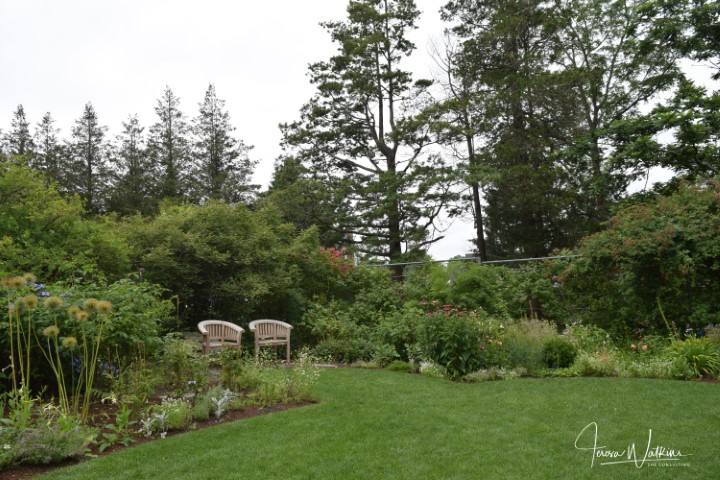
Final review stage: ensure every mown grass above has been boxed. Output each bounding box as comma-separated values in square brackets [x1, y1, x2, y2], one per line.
[38, 369, 719, 479]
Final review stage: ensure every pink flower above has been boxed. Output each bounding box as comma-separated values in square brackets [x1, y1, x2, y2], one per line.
[480, 345, 486, 350]
[631, 344, 637, 350]
[641, 344, 648, 351]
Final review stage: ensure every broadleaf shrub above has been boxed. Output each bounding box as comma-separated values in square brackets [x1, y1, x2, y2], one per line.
[541, 337, 578, 369]
[417, 305, 484, 379]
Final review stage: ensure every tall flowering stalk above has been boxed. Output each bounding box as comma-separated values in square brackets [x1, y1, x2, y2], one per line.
[1, 274, 37, 399]
[79, 299, 113, 421]
[2, 275, 114, 423]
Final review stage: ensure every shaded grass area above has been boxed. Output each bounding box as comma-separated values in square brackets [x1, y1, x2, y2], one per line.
[37, 370, 719, 479]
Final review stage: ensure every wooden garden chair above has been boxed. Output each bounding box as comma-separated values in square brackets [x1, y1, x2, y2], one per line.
[249, 319, 293, 362]
[197, 320, 244, 355]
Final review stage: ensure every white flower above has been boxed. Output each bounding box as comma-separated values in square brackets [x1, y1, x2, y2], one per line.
[3, 444, 10, 450]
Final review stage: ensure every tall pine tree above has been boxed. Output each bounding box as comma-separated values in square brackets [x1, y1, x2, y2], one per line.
[66, 103, 109, 213]
[148, 86, 192, 202]
[3, 105, 35, 161]
[192, 84, 255, 203]
[282, 0, 456, 274]
[107, 114, 156, 215]
[33, 112, 64, 185]
[442, 0, 572, 258]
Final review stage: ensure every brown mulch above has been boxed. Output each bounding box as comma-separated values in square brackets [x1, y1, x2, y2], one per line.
[0, 400, 314, 480]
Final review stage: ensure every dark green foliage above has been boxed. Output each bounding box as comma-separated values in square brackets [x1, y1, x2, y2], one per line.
[0, 276, 170, 394]
[118, 202, 300, 327]
[191, 84, 256, 203]
[32, 112, 64, 186]
[281, 0, 457, 270]
[0, 162, 130, 282]
[65, 103, 110, 213]
[107, 115, 156, 216]
[417, 309, 484, 379]
[541, 337, 578, 369]
[566, 180, 720, 333]
[147, 86, 192, 201]
[372, 308, 421, 361]
[404, 260, 573, 325]
[371, 343, 399, 368]
[3, 105, 34, 160]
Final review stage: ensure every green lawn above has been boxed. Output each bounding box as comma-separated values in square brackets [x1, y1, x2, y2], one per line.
[38, 369, 719, 479]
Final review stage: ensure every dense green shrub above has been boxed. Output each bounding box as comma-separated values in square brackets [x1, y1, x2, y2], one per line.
[372, 343, 399, 367]
[404, 259, 577, 326]
[665, 338, 720, 378]
[0, 162, 130, 282]
[118, 202, 301, 327]
[0, 275, 169, 398]
[566, 180, 720, 334]
[417, 305, 485, 379]
[541, 337, 578, 369]
[371, 308, 422, 361]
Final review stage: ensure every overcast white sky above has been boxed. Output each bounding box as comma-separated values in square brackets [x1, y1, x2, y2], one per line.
[0, 0, 478, 259]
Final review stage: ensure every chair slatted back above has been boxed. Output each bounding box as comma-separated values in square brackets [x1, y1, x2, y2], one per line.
[249, 320, 293, 362]
[207, 322, 240, 343]
[197, 320, 244, 354]
[256, 321, 289, 339]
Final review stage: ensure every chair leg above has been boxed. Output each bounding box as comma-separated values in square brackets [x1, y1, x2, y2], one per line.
[286, 341, 290, 363]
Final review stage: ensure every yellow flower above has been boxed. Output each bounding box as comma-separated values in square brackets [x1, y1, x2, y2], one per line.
[83, 298, 99, 312]
[44, 296, 64, 311]
[10, 276, 25, 289]
[0, 277, 12, 289]
[67, 305, 80, 317]
[96, 300, 113, 314]
[21, 295, 39, 310]
[22, 273, 37, 283]
[61, 337, 78, 349]
[75, 310, 90, 324]
[43, 325, 60, 338]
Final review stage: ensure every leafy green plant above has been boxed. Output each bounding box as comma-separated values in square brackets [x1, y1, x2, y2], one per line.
[541, 337, 578, 369]
[417, 305, 485, 380]
[97, 404, 136, 453]
[159, 334, 209, 392]
[142, 398, 192, 437]
[563, 324, 612, 353]
[372, 343, 399, 368]
[665, 337, 720, 378]
[572, 349, 619, 377]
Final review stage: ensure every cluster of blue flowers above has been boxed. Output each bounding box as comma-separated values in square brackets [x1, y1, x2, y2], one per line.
[29, 281, 50, 297]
